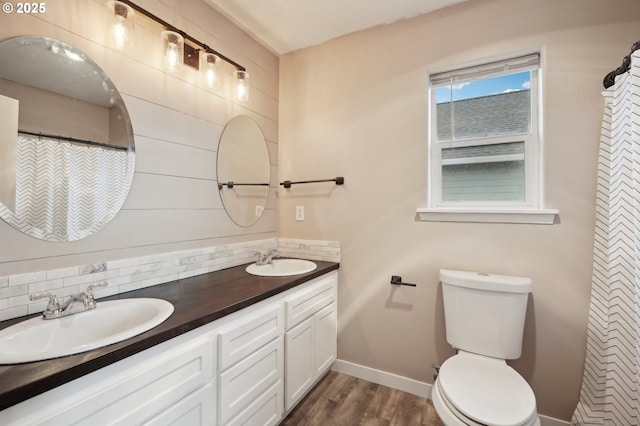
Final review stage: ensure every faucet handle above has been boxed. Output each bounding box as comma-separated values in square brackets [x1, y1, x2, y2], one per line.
[30, 291, 59, 304]
[84, 282, 108, 300]
[30, 292, 61, 317]
[81, 282, 108, 309]
[85, 281, 108, 294]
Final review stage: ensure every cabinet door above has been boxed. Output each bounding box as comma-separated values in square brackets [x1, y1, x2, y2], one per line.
[146, 383, 215, 426]
[285, 316, 315, 411]
[314, 302, 337, 375]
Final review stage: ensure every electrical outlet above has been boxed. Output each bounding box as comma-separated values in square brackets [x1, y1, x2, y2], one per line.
[296, 206, 304, 221]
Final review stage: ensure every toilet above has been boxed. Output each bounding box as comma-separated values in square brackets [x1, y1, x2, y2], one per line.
[432, 269, 540, 426]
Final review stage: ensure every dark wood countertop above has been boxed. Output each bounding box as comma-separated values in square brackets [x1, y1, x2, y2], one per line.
[0, 260, 339, 411]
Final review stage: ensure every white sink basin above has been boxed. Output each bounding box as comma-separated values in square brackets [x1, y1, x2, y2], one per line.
[0, 298, 174, 364]
[246, 259, 317, 277]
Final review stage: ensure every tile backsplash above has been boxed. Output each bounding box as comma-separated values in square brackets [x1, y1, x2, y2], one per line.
[0, 238, 340, 322]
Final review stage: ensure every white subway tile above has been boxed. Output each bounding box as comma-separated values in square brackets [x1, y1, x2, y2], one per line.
[0, 238, 339, 322]
[0, 306, 28, 321]
[9, 271, 47, 286]
[28, 300, 48, 315]
[8, 294, 30, 308]
[63, 274, 94, 287]
[79, 263, 107, 275]
[29, 279, 64, 294]
[93, 286, 119, 300]
[0, 284, 28, 299]
[47, 266, 80, 280]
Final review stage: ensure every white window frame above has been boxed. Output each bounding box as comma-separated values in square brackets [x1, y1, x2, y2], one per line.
[418, 53, 558, 224]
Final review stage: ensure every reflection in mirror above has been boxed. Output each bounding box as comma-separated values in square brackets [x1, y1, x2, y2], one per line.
[217, 116, 270, 227]
[0, 36, 135, 241]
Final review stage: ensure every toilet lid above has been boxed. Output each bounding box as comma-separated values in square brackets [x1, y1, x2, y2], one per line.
[438, 352, 537, 426]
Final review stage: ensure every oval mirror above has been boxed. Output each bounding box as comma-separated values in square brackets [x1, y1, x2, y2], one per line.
[0, 36, 135, 242]
[217, 116, 270, 227]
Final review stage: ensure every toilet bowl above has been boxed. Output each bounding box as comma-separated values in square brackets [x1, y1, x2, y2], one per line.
[434, 270, 540, 426]
[432, 351, 540, 426]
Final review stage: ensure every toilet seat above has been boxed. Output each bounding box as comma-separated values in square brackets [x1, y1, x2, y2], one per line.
[436, 351, 538, 426]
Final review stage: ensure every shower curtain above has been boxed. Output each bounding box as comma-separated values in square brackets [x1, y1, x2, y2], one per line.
[11, 136, 131, 241]
[572, 50, 640, 425]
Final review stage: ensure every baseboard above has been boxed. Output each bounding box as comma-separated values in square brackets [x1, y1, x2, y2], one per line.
[539, 415, 570, 426]
[331, 359, 433, 399]
[331, 359, 570, 426]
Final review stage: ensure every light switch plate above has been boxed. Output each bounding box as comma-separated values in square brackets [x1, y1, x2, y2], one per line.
[296, 206, 304, 221]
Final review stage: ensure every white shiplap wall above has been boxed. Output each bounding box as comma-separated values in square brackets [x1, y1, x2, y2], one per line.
[0, 0, 279, 276]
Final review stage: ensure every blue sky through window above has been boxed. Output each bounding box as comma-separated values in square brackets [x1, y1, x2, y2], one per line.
[436, 71, 531, 103]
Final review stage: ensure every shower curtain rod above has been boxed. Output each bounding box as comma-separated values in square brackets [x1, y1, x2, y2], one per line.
[18, 130, 129, 151]
[603, 40, 640, 89]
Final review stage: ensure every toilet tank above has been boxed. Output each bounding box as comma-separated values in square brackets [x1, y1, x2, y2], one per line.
[440, 269, 532, 360]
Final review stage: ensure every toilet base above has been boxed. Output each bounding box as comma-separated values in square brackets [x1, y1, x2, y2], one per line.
[432, 378, 541, 426]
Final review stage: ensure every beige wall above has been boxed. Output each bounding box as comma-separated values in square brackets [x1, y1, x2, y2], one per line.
[0, 0, 279, 276]
[0, 78, 111, 144]
[279, 0, 640, 420]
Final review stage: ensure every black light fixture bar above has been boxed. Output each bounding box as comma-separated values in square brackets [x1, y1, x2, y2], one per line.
[119, 0, 246, 71]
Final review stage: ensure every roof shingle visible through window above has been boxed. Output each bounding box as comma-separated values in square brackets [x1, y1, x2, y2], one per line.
[436, 90, 530, 141]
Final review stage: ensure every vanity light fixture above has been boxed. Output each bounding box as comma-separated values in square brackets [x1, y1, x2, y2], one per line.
[107, 0, 134, 50]
[235, 70, 250, 102]
[202, 52, 220, 88]
[109, 0, 249, 101]
[161, 30, 184, 72]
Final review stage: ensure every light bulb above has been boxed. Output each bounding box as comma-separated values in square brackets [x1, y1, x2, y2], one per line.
[113, 15, 127, 49]
[161, 30, 184, 72]
[235, 70, 249, 102]
[108, 1, 134, 50]
[201, 52, 220, 88]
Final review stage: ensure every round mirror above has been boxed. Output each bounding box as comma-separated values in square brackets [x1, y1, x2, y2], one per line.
[0, 36, 135, 241]
[217, 116, 270, 227]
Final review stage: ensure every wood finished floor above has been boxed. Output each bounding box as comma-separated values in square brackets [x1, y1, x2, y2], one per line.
[281, 371, 445, 426]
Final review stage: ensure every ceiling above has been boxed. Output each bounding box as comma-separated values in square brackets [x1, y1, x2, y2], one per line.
[206, 0, 469, 55]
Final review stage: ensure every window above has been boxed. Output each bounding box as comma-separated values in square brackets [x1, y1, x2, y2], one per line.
[420, 53, 556, 224]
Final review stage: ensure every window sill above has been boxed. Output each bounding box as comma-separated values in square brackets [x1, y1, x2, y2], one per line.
[416, 208, 559, 225]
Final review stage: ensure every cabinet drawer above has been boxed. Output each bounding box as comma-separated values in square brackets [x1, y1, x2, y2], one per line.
[219, 337, 284, 425]
[285, 272, 337, 329]
[218, 303, 284, 371]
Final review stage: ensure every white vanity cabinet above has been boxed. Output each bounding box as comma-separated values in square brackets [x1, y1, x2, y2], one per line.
[0, 325, 218, 425]
[284, 272, 338, 411]
[0, 269, 338, 425]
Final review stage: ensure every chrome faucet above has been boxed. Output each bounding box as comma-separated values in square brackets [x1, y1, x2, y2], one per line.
[30, 282, 108, 320]
[255, 249, 280, 266]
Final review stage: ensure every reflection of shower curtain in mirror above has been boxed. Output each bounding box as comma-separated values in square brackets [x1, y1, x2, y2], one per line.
[14, 136, 130, 240]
